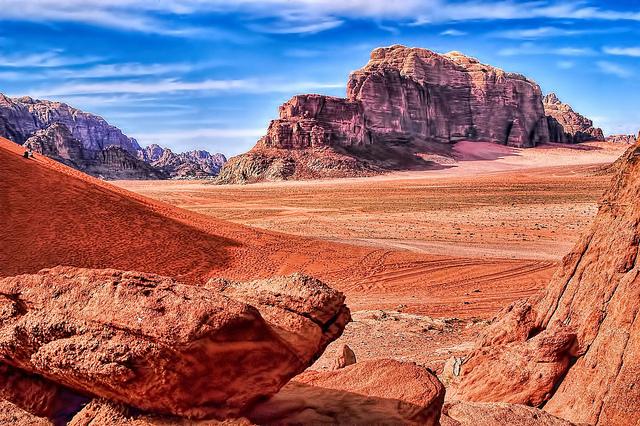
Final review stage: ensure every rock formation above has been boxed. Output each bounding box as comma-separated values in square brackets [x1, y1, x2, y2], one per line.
[23, 123, 165, 180]
[138, 144, 227, 178]
[0, 267, 349, 420]
[0, 94, 140, 152]
[441, 401, 573, 426]
[544, 93, 604, 143]
[450, 140, 640, 425]
[606, 133, 637, 144]
[247, 359, 445, 425]
[0, 94, 225, 179]
[217, 45, 553, 183]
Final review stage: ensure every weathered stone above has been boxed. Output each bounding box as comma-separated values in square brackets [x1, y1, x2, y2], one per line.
[23, 123, 165, 180]
[441, 401, 574, 426]
[217, 45, 553, 183]
[248, 359, 445, 425]
[0, 267, 349, 420]
[544, 93, 604, 143]
[452, 141, 640, 424]
[138, 144, 227, 178]
[605, 133, 637, 144]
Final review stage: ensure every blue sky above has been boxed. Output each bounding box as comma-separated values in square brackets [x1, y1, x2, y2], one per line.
[0, 1, 638, 156]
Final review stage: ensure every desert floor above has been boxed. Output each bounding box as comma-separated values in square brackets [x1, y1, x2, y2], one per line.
[116, 141, 626, 371]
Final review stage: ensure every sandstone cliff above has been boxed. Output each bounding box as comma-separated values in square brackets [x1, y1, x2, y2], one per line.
[0, 94, 225, 179]
[451, 139, 640, 425]
[24, 123, 165, 180]
[544, 93, 604, 143]
[217, 45, 553, 183]
[605, 133, 637, 144]
[138, 144, 227, 178]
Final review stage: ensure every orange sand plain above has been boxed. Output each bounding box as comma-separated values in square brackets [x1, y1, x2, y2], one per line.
[1, 137, 626, 370]
[116, 141, 626, 320]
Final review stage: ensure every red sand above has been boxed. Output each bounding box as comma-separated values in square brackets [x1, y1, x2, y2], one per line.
[0, 136, 567, 319]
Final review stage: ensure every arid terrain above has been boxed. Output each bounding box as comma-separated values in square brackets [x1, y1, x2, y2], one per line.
[117, 141, 626, 372]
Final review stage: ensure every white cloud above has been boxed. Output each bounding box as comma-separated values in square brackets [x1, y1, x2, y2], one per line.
[603, 46, 640, 57]
[28, 78, 344, 97]
[440, 29, 467, 36]
[498, 43, 596, 57]
[0, 1, 638, 36]
[597, 61, 633, 78]
[493, 26, 628, 39]
[58, 63, 195, 78]
[248, 18, 343, 34]
[0, 51, 102, 68]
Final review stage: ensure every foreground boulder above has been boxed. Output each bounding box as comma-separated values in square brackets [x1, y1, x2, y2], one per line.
[0, 267, 349, 420]
[217, 45, 552, 183]
[543, 93, 604, 143]
[247, 359, 445, 425]
[441, 401, 573, 426]
[451, 141, 640, 425]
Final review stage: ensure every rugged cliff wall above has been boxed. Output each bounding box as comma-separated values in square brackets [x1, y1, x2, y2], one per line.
[1, 94, 225, 179]
[218, 45, 553, 183]
[543, 93, 604, 143]
[451, 138, 640, 425]
[138, 144, 227, 178]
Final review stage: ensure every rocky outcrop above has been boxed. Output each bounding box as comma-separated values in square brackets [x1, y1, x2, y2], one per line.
[544, 93, 604, 143]
[441, 401, 573, 426]
[217, 45, 552, 183]
[0, 94, 225, 179]
[138, 144, 227, 179]
[0, 94, 140, 153]
[248, 359, 445, 425]
[0, 267, 349, 420]
[606, 133, 637, 144]
[23, 123, 165, 179]
[451, 140, 640, 425]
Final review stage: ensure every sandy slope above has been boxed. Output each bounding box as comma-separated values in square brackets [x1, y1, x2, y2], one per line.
[1, 136, 563, 321]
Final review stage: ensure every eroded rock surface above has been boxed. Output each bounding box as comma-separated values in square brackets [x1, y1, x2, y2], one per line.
[0, 94, 225, 179]
[544, 93, 604, 143]
[248, 359, 445, 425]
[605, 133, 637, 144]
[138, 144, 227, 178]
[441, 401, 574, 426]
[217, 45, 553, 183]
[451, 141, 640, 425]
[0, 267, 349, 420]
[23, 123, 165, 180]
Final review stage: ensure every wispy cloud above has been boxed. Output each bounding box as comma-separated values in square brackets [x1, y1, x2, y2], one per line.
[603, 46, 640, 57]
[0, 50, 102, 68]
[248, 18, 343, 34]
[492, 26, 627, 39]
[597, 61, 633, 78]
[28, 78, 344, 97]
[440, 29, 467, 36]
[498, 42, 596, 57]
[0, 1, 638, 36]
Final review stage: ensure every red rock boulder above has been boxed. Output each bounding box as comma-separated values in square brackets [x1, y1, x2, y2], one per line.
[0, 267, 349, 420]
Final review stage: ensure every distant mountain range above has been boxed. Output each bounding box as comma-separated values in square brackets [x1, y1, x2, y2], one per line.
[0, 94, 226, 180]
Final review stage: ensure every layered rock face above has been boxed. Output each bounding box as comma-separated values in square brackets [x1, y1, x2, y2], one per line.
[606, 133, 637, 144]
[138, 144, 227, 178]
[0, 267, 350, 420]
[23, 123, 165, 179]
[218, 45, 553, 183]
[0, 94, 140, 153]
[451, 140, 640, 425]
[544, 93, 604, 143]
[1, 94, 226, 179]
